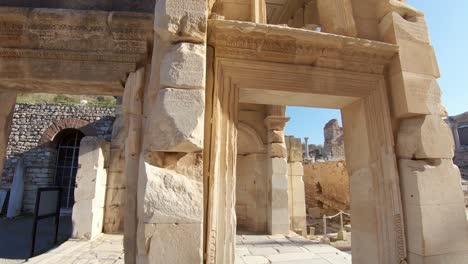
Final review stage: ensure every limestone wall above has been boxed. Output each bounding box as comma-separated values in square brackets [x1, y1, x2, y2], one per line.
[1, 103, 115, 212]
[303, 161, 350, 214]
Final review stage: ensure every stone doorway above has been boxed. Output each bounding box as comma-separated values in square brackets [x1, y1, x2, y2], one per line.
[54, 129, 85, 210]
[204, 22, 406, 263]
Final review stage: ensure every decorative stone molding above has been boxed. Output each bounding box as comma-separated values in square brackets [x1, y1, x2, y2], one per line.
[208, 19, 398, 74]
[39, 118, 97, 146]
[0, 7, 154, 95]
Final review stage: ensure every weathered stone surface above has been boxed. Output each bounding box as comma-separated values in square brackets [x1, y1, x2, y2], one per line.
[154, 0, 207, 43]
[323, 119, 345, 160]
[389, 71, 445, 118]
[397, 115, 454, 159]
[288, 162, 303, 177]
[141, 162, 203, 224]
[404, 203, 468, 257]
[317, 0, 357, 37]
[400, 159, 464, 206]
[380, 12, 430, 44]
[160, 43, 206, 90]
[148, 88, 205, 152]
[269, 157, 290, 234]
[146, 223, 203, 264]
[0, 92, 16, 185]
[72, 137, 109, 240]
[268, 130, 284, 144]
[285, 136, 303, 162]
[400, 159, 468, 257]
[390, 39, 440, 78]
[270, 143, 287, 158]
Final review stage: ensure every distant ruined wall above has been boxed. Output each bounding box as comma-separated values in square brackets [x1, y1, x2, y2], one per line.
[1, 103, 115, 212]
[323, 119, 345, 160]
[303, 160, 350, 214]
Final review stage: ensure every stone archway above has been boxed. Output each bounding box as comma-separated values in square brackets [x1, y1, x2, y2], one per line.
[39, 118, 97, 146]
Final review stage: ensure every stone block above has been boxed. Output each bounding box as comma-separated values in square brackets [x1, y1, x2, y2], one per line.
[147, 223, 203, 264]
[379, 12, 430, 44]
[160, 43, 206, 90]
[316, 0, 357, 37]
[268, 130, 284, 144]
[148, 88, 205, 152]
[74, 137, 109, 201]
[154, 0, 207, 43]
[389, 71, 445, 118]
[400, 159, 464, 206]
[286, 137, 303, 162]
[397, 115, 454, 159]
[141, 162, 203, 224]
[408, 252, 468, 264]
[405, 203, 468, 256]
[288, 162, 303, 176]
[390, 39, 440, 78]
[291, 177, 306, 204]
[270, 143, 287, 158]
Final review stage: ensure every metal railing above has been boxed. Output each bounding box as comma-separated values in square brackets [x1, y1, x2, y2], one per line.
[322, 210, 350, 239]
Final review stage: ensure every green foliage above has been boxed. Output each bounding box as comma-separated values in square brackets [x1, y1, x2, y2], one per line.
[53, 95, 80, 104]
[16, 93, 117, 106]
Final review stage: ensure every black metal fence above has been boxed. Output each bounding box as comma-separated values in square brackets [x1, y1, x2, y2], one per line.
[30, 187, 62, 258]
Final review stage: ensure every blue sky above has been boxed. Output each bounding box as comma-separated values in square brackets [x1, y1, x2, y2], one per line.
[285, 1, 467, 145]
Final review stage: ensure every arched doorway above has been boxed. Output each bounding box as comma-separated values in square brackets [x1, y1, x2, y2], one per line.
[54, 129, 85, 209]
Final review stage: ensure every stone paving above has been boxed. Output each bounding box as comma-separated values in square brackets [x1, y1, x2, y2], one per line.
[236, 234, 351, 264]
[1, 228, 353, 264]
[25, 234, 123, 264]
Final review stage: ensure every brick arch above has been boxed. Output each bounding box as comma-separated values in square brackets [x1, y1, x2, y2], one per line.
[39, 118, 97, 146]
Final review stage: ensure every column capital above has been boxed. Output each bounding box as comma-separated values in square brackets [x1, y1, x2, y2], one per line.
[264, 116, 290, 130]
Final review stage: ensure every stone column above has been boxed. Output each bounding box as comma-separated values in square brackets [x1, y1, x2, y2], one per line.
[72, 137, 110, 240]
[449, 120, 461, 150]
[134, 1, 208, 263]
[304, 137, 310, 160]
[122, 68, 146, 264]
[0, 92, 16, 184]
[285, 136, 307, 235]
[264, 106, 290, 234]
[379, 2, 468, 263]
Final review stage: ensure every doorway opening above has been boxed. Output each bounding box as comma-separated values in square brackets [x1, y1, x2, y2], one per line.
[54, 129, 85, 210]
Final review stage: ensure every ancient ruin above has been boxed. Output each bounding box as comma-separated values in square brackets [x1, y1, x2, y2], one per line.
[0, 0, 467, 263]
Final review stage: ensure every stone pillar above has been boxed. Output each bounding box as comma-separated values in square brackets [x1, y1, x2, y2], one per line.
[122, 68, 146, 264]
[103, 105, 126, 233]
[72, 137, 110, 240]
[304, 137, 310, 160]
[134, 1, 208, 263]
[285, 136, 307, 235]
[449, 120, 461, 150]
[0, 92, 16, 184]
[264, 107, 290, 235]
[379, 2, 468, 263]
[251, 0, 266, 23]
[316, 0, 357, 37]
